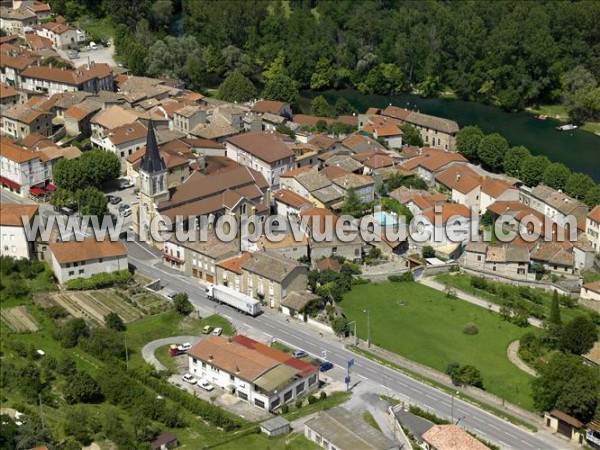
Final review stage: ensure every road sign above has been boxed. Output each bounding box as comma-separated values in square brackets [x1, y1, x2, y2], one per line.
[347, 358, 354, 368]
[345, 376, 351, 385]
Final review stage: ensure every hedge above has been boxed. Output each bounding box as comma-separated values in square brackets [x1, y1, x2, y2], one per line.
[64, 269, 132, 290]
[388, 272, 414, 283]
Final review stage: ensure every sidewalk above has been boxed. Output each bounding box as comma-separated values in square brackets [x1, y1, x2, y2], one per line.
[419, 277, 544, 328]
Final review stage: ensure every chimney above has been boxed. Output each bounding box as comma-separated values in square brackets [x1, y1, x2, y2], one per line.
[456, 173, 461, 182]
[208, 354, 213, 360]
[196, 154, 206, 173]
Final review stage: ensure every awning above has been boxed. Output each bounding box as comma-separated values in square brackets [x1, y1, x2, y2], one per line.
[30, 187, 45, 196]
[45, 183, 56, 192]
[0, 176, 19, 189]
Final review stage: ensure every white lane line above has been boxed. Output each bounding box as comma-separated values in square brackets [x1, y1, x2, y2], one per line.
[487, 423, 502, 431]
[519, 439, 534, 448]
[498, 440, 510, 449]
[425, 394, 437, 400]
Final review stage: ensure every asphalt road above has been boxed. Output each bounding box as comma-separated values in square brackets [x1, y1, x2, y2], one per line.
[125, 240, 572, 450]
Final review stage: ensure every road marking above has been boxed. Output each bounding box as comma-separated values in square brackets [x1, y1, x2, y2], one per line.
[519, 439, 534, 448]
[487, 423, 502, 431]
[425, 394, 437, 400]
[498, 441, 510, 449]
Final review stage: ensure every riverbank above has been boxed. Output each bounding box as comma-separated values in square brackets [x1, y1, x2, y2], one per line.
[526, 104, 600, 136]
[301, 89, 600, 181]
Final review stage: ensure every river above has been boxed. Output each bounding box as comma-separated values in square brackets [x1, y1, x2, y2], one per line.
[301, 90, 600, 182]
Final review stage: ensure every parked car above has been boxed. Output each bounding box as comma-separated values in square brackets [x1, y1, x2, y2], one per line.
[202, 325, 213, 335]
[319, 361, 334, 372]
[168, 345, 185, 357]
[68, 50, 79, 59]
[117, 203, 130, 212]
[100, 37, 109, 47]
[89, 42, 98, 50]
[198, 378, 214, 391]
[121, 209, 132, 218]
[108, 195, 122, 205]
[164, 290, 177, 299]
[116, 178, 134, 189]
[181, 373, 197, 384]
[292, 350, 308, 358]
[180, 342, 192, 351]
[212, 327, 222, 336]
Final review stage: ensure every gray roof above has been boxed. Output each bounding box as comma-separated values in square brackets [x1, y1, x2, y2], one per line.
[530, 184, 587, 216]
[281, 291, 319, 311]
[139, 119, 165, 173]
[406, 111, 459, 134]
[305, 406, 398, 450]
[325, 155, 364, 173]
[312, 185, 344, 204]
[242, 251, 303, 282]
[261, 416, 290, 432]
[296, 171, 331, 192]
[393, 407, 434, 442]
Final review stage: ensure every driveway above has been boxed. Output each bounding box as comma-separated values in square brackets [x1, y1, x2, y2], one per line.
[142, 335, 202, 371]
[57, 44, 116, 67]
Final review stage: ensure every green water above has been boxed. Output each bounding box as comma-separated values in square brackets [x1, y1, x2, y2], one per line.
[302, 90, 600, 182]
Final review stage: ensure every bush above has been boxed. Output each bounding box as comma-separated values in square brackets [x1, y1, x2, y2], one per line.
[173, 293, 193, 316]
[445, 362, 484, 388]
[388, 271, 414, 283]
[319, 391, 327, 400]
[422, 246, 436, 258]
[295, 399, 303, 409]
[470, 276, 488, 290]
[64, 270, 132, 290]
[462, 323, 479, 335]
[307, 395, 318, 405]
[331, 317, 349, 337]
[44, 305, 69, 319]
[281, 404, 289, 414]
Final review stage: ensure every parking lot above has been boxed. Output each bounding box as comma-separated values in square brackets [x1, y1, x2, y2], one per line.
[104, 180, 138, 226]
[57, 43, 117, 68]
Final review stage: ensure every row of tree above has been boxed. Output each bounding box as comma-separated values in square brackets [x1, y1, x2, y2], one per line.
[86, 0, 600, 116]
[456, 126, 600, 207]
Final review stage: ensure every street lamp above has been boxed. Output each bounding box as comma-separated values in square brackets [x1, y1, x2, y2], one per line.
[363, 309, 371, 348]
[451, 390, 459, 423]
[347, 320, 358, 345]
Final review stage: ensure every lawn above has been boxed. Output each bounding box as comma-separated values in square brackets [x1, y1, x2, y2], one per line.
[342, 282, 535, 410]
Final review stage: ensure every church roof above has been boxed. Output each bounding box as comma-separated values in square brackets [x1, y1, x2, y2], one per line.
[140, 120, 165, 173]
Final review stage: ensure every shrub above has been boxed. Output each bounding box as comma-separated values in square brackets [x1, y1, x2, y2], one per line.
[319, 391, 327, 400]
[307, 395, 318, 405]
[470, 276, 488, 290]
[295, 398, 303, 409]
[331, 317, 349, 337]
[64, 270, 132, 290]
[281, 404, 289, 414]
[388, 271, 414, 283]
[422, 246, 436, 258]
[462, 323, 479, 335]
[44, 305, 69, 319]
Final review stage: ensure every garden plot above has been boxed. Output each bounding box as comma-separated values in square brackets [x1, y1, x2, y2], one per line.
[51, 290, 144, 324]
[1, 306, 40, 332]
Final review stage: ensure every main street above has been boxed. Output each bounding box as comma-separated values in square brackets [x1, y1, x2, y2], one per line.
[125, 239, 572, 450]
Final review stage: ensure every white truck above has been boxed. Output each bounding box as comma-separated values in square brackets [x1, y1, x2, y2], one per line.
[205, 284, 261, 317]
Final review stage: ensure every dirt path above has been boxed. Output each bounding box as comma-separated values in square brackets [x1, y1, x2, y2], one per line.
[507, 340, 538, 377]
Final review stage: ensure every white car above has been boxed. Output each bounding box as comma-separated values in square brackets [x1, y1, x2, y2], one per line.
[212, 327, 222, 336]
[180, 342, 192, 351]
[198, 378, 214, 391]
[181, 373, 197, 384]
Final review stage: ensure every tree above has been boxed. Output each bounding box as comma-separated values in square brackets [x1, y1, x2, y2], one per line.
[520, 155, 551, 187]
[332, 98, 356, 117]
[545, 290, 562, 346]
[585, 185, 600, 208]
[331, 317, 349, 336]
[422, 246, 435, 258]
[341, 188, 364, 218]
[15, 416, 53, 450]
[0, 414, 18, 449]
[217, 70, 258, 102]
[456, 126, 484, 160]
[548, 290, 562, 326]
[151, 0, 173, 30]
[173, 293, 193, 316]
[532, 353, 599, 422]
[310, 57, 335, 90]
[49, 188, 74, 210]
[105, 312, 126, 332]
[400, 124, 423, 147]
[64, 371, 103, 404]
[56, 355, 77, 377]
[60, 318, 90, 348]
[75, 187, 108, 217]
[565, 173, 595, 200]
[358, 63, 404, 95]
[543, 163, 571, 191]
[503, 146, 531, 178]
[262, 73, 299, 108]
[315, 119, 328, 133]
[560, 315, 598, 355]
[81, 149, 121, 186]
[310, 95, 331, 117]
[262, 49, 287, 80]
[477, 133, 509, 172]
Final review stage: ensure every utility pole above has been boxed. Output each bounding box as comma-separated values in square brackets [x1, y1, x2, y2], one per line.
[363, 309, 371, 348]
[348, 320, 358, 345]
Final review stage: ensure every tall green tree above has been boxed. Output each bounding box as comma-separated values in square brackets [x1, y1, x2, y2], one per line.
[173, 293, 193, 316]
[520, 155, 551, 187]
[262, 73, 299, 108]
[75, 188, 108, 217]
[543, 163, 571, 191]
[64, 372, 103, 404]
[400, 124, 423, 147]
[341, 188, 364, 218]
[560, 315, 598, 355]
[310, 58, 335, 90]
[332, 98, 356, 117]
[217, 70, 258, 102]
[310, 95, 331, 117]
[477, 133, 509, 172]
[585, 186, 600, 208]
[503, 146, 531, 178]
[565, 173, 596, 200]
[105, 312, 126, 332]
[456, 125, 484, 160]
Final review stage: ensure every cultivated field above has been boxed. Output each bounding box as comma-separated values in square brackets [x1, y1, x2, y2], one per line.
[51, 290, 144, 324]
[1, 306, 40, 332]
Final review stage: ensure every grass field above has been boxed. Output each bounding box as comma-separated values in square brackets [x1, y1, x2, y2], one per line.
[342, 282, 535, 409]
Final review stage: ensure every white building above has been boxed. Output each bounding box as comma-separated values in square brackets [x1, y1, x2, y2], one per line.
[0, 203, 39, 259]
[36, 21, 85, 49]
[0, 6, 37, 35]
[0, 137, 52, 196]
[49, 238, 128, 285]
[19, 62, 114, 96]
[172, 105, 206, 134]
[479, 177, 519, 214]
[99, 121, 147, 161]
[187, 335, 319, 411]
[581, 281, 600, 303]
[586, 206, 600, 252]
[225, 132, 295, 187]
[415, 203, 474, 247]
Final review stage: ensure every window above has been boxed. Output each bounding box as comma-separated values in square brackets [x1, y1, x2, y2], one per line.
[202, 362, 206, 368]
[283, 390, 292, 402]
[192, 358, 197, 364]
[254, 399, 265, 408]
[68, 271, 74, 276]
[477, 255, 482, 261]
[238, 391, 248, 401]
[332, 247, 337, 254]
[296, 382, 304, 394]
[271, 397, 280, 408]
[230, 374, 234, 382]
[78, 269, 84, 274]
[308, 374, 317, 386]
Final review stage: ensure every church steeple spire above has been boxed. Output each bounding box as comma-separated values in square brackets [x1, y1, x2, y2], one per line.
[140, 119, 165, 173]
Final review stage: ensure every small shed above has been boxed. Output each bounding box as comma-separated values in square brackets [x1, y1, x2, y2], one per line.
[260, 416, 291, 437]
[281, 291, 319, 318]
[544, 409, 584, 444]
[151, 432, 178, 450]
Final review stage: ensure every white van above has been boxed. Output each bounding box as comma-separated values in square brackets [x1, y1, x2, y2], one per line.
[89, 42, 98, 50]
